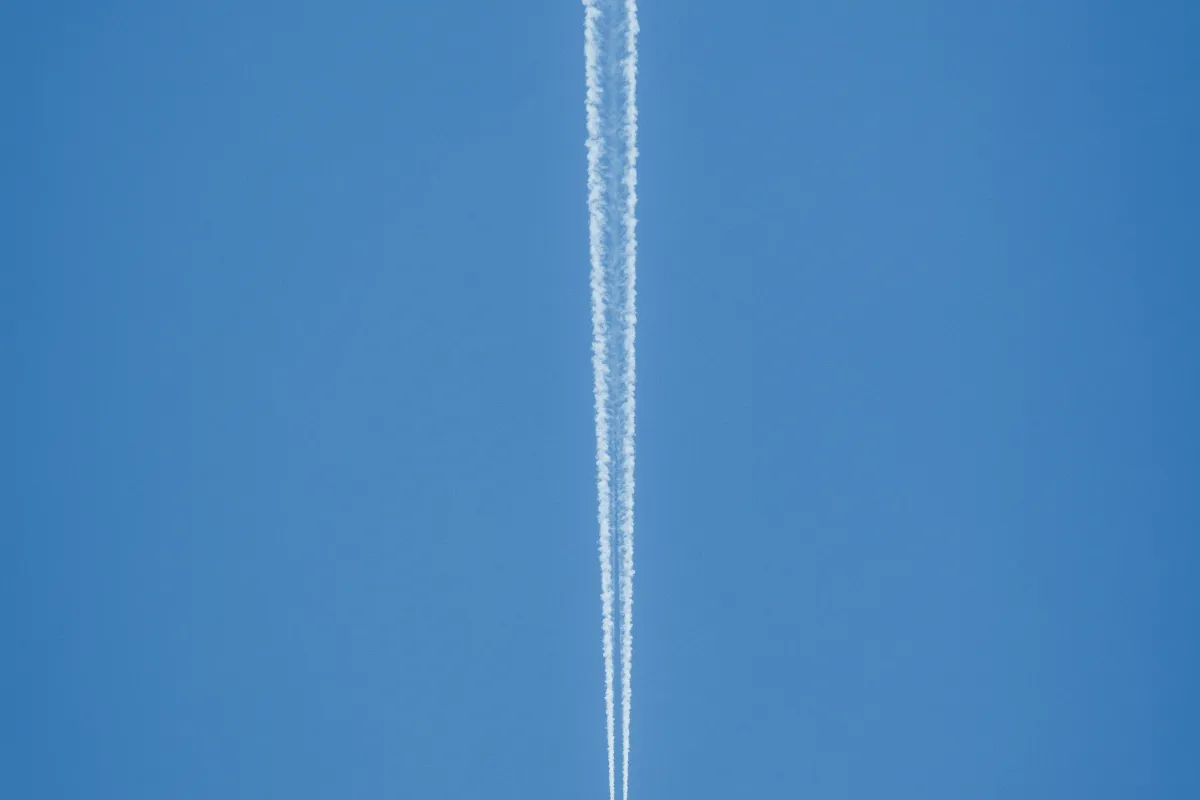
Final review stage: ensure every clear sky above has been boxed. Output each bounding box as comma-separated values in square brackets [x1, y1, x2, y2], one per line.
[5, 2, 1198, 798]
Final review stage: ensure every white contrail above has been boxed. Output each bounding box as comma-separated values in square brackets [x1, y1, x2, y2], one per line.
[586, 1, 639, 797]
[583, 3, 617, 800]
[617, 2, 639, 799]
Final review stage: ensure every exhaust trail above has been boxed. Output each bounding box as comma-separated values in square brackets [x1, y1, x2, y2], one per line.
[583, 3, 617, 800]
[617, 2, 639, 800]
[584, 1, 638, 798]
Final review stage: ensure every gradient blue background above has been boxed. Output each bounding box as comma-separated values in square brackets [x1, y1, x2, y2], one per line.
[4, 2, 1198, 797]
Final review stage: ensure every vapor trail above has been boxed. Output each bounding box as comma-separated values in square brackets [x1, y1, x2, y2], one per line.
[583, 3, 617, 800]
[586, 1, 639, 797]
[617, 2, 639, 800]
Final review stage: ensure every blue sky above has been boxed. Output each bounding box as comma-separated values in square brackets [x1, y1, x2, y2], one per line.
[4, 1, 1198, 798]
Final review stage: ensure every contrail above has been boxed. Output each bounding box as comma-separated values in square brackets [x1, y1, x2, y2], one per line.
[583, 3, 617, 800]
[617, 1, 639, 800]
[585, 1, 638, 798]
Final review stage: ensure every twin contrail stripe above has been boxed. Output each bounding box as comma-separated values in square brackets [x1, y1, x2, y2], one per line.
[583, 2, 616, 799]
[618, 3, 639, 800]
[584, 1, 638, 798]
